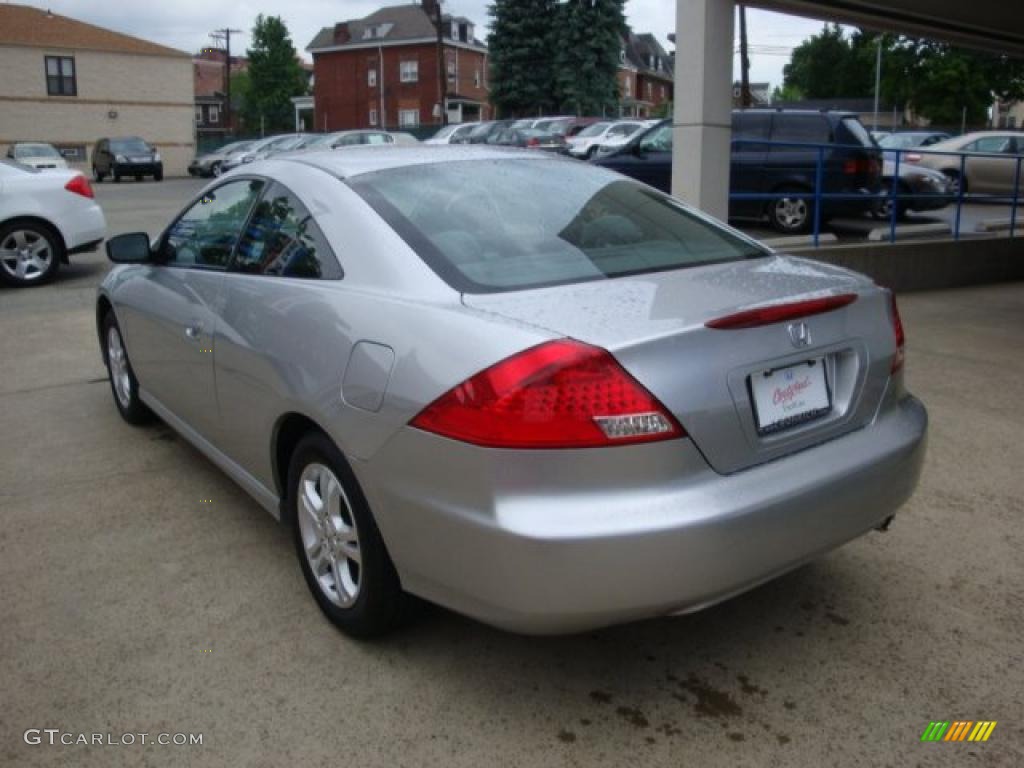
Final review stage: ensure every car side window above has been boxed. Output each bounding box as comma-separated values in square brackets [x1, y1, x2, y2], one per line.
[732, 113, 771, 149]
[159, 179, 264, 269]
[639, 124, 672, 153]
[966, 137, 1011, 154]
[230, 182, 342, 279]
[770, 115, 830, 147]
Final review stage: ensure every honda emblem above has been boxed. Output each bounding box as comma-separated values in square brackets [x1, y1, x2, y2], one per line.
[788, 322, 811, 348]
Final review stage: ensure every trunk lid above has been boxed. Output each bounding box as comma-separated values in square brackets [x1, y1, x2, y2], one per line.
[463, 255, 897, 473]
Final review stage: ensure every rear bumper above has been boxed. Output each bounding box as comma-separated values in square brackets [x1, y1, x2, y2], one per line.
[360, 393, 927, 634]
[60, 203, 106, 254]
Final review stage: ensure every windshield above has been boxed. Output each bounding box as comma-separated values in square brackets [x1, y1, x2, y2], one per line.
[349, 159, 766, 293]
[544, 118, 573, 135]
[110, 138, 151, 153]
[15, 144, 61, 159]
[578, 123, 611, 138]
[880, 133, 931, 149]
[221, 141, 252, 154]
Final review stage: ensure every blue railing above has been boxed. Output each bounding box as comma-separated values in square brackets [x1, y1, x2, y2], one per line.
[727, 138, 1023, 247]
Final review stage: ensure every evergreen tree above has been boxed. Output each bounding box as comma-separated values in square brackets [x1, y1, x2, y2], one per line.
[552, 0, 626, 116]
[488, 0, 558, 117]
[244, 15, 306, 133]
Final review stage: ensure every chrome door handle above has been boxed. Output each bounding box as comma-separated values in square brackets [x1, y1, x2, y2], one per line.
[184, 323, 202, 340]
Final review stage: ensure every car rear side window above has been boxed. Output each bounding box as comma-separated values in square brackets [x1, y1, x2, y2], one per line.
[230, 182, 342, 280]
[838, 117, 874, 147]
[348, 159, 767, 293]
[160, 179, 264, 269]
[770, 114, 830, 147]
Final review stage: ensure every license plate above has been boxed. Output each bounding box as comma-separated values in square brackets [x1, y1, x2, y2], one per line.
[749, 358, 831, 434]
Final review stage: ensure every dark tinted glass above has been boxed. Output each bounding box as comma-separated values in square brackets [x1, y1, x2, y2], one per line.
[770, 114, 830, 145]
[839, 117, 873, 147]
[732, 112, 771, 140]
[110, 138, 152, 153]
[231, 182, 342, 279]
[349, 159, 766, 293]
[161, 180, 263, 268]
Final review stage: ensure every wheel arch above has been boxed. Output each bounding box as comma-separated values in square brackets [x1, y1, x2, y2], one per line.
[1, 215, 69, 263]
[272, 412, 332, 508]
[96, 295, 114, 357]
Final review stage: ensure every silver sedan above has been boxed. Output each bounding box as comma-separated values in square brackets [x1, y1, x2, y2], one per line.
[97, 146, 927, 636]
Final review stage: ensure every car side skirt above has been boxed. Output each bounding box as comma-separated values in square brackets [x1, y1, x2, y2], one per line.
[139, 389, 282, 520]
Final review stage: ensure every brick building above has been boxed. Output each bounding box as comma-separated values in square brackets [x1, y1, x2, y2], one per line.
[306, 0, 490, 132]
[618, 32, 674, 118]
[193, 48, 248, 138]
[0, 3, 193, 176]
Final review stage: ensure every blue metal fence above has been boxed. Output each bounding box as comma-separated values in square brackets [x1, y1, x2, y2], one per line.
[727, 138, 1023, 246]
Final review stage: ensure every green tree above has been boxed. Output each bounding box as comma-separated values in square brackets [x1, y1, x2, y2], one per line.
[782, 25, 1024, 127]
[487, 0, 558, 117]
[243, 15, 305, 133]
[552, 0, 626, 115]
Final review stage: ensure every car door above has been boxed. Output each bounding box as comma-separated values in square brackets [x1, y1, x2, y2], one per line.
[213, 180, 345, 486]
[965, 135, 1015, 193]
[729, 112, 771, 219]
[120, 178, 264, 441]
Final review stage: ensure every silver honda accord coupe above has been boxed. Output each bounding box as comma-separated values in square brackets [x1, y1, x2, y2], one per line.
[97, 146, 927, 636]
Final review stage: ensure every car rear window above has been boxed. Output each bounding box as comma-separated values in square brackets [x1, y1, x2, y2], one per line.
[839, 117, 874, 147]
[348, 159, 767, 293]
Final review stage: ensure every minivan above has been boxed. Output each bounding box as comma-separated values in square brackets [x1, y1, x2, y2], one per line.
[593, 110, 882, 233]
[92, 137, 162, 183]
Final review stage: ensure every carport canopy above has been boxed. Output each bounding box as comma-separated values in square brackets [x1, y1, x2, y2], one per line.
[672, 0, 1024, 217]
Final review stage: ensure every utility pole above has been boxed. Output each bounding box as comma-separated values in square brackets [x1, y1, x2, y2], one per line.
[738, 5, 752, 108]
[212, 28, 243, 135]
[872, 36, 882, 132]
[433, 0, 448, 127]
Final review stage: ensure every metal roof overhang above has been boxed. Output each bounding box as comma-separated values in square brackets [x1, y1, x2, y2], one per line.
[751, 0, 1024, 55]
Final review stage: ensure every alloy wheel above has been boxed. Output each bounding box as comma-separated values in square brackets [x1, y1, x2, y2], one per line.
[773, 197, 809, 231]
[297, 462, 362, 608]
[106, 326, 132, 409]
[0, 229, 54, 283]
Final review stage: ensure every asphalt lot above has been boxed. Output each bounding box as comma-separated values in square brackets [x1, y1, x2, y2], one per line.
[1, 179, 1022, 767]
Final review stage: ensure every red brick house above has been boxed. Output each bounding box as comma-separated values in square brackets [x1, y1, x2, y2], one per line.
[618, 32, 673, 118]
[306, 0, 490, 132]
[193, 48, 248, 136]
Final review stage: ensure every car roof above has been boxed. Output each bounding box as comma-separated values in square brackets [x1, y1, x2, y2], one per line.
[279, 145, 556, 179]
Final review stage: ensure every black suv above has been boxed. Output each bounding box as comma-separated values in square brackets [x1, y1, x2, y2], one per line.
[592, 110, 881, 233]
[92, 137, 163, 183]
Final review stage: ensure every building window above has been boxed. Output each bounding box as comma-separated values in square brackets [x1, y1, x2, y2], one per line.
[624, 77, 631, 97]
[45, 55, 77, 96]
[646, 82, 652, 99]
[369, 108, 378, 126]
[368, 68, 377, 87]
[400, 59, 418, 83]
[447, 60, 456, 83]
[661, 85, 666, 100]
[474, 68, 481, 88]
[399, 109, 419, 127]
[195, 106, 203, 124]
[209, 105, 220, 123]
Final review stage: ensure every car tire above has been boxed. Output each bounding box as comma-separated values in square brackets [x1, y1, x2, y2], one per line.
[585, 146, 598, 160]
[873, 181, 907, 221]
[287, 432, 406, 638]
[92, 167, 105, 183]
[768, 187, 814, 234]
[113, 171, 121, 183]
[211, 163, 222, 178]
[0, 219, 63, 287]
[942, 170, 966, 197]
[135, 175, 143, 182]
[101, 312, 153, 425]
[154, 170, 163, 182]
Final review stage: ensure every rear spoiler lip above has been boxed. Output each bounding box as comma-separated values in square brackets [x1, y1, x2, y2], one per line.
[705, 293, 859, 330]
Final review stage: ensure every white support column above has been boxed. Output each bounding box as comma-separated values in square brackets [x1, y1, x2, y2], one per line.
[672, 0, 734, 220]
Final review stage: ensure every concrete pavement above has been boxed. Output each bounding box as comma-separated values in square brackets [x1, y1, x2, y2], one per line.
[1, 180, 1022, 767]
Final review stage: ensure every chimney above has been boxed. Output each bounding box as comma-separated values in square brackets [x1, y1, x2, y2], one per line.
[333, 23, 350, 44]
[422, 0, 440, 23]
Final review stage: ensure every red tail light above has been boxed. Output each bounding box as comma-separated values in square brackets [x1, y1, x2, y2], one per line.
[843, 157, 879, 176]
[706, 294, 858, 330]
[889, 293, 905, 373]
[410, 340, 685, 448]
[64, 174, 94, 199]
[526, 137, 540, 147]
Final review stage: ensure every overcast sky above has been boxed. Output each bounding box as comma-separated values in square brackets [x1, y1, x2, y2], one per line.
[25, 0, 830, 88]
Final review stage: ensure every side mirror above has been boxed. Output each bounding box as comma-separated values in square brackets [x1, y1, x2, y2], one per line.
[105, 232, 152, 263]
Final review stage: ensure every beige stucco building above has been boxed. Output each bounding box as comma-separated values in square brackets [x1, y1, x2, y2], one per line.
[0, 4, 194, 177]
